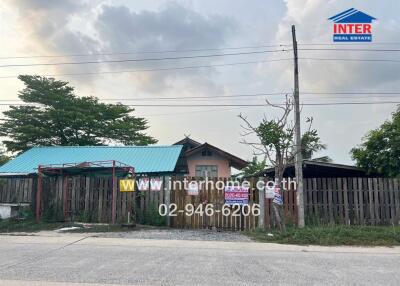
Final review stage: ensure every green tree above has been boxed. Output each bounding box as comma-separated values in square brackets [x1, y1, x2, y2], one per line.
[0, 150, 9, 166]
[242, 156, 266, 176]
[351, 108, 400, 177]
[301, 117, 332, 162]
[0, 75, 157, 153]
[240, 95, 327, 231]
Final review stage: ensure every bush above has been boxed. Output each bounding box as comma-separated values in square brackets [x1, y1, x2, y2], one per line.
[42, 203, 64, 222]
[137, 203, 166, 226]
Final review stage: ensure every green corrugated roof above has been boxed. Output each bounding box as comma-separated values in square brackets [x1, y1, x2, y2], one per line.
[0, 145, 183, 174]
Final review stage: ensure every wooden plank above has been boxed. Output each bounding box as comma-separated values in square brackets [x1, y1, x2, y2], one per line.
[27, 178, 33, 204]
[352, 178, 359, 224]
[71, 178, 76, 220]
[311, 178, 317, 223]
[378, 178, 385, 224]
[388, 178, 395, 224]
[337, 178, 344, 224]
[368, 178, 375, 225]
[121, 191, 127, 223]
[342, 178, 349, 225]
[394, 179, 400, 224]
[84, 177, 90, 215]
[373, 178, 380, 224]
[98, 178, 104, 222]
[327, 178, 334, 224]
[383, 178, 390, 224]
[357, 178, 364, 225]
[332, 178, 338, 223]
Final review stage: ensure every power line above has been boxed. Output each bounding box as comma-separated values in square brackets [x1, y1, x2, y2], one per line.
[2, 42, 399, 60]
[1, 92, 400, 102]
[0, 44, 292, 60]
[299, 48, 400, 52]
[142, 106, 247, 117]
[298, 42, 400, 46]
[300, 57, 400, 63]
[111, 102, 400, 106]
[0, 101, 398, 107]
[0, 58, 292, 79]
[0, 56, 397, 80]
[0, 49, 290, 68]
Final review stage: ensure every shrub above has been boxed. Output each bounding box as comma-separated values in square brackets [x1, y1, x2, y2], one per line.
[138, 203, 166, 226]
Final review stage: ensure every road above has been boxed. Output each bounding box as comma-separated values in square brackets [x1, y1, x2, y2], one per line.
[0, 234, 399, 285]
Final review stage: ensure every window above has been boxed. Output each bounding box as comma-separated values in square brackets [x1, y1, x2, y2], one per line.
[195, 165, 218, 178]
[201, 150, 212, 156]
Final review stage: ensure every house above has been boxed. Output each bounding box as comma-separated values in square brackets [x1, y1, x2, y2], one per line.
[0, 140, 248, 178]
[254, 159, 380, 178]
[173, 137, 248, 178]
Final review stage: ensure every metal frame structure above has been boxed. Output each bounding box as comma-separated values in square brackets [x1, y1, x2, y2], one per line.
[36, 160, 134, 224]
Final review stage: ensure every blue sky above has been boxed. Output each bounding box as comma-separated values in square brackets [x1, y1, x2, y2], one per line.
[0, 0, 399, 164]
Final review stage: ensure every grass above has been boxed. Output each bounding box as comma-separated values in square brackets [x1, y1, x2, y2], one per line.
[0, 218, 141, 234]
[246, 225, 400, 246]
[0, 218, 70, 233]
[66, 224, 132, 233]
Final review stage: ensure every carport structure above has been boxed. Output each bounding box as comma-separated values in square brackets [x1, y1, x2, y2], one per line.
[36, 160, 134, 224]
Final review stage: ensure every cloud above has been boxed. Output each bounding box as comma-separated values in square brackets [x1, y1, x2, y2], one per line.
[10, 0, 90, 53]
[8, 1, 236, 95]
[270, 0, 400, 93]
[264, 0, 400, 163]
[93, 3, 235, 94]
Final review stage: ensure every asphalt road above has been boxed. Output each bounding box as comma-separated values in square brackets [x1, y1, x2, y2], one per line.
[0, 234, 399, 286]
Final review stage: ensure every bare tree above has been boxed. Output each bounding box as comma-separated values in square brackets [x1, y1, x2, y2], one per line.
[239, 95, 326, 231]
[239, 95, 295, 231]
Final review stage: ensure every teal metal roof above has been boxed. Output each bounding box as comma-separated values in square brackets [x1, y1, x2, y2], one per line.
[0, 145, 183, 174]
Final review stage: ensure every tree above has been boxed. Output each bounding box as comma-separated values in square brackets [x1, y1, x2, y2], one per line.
[301, 117, 332, 162]
[0, 75, 157, 153]
[0, 149, 9, 166]
[351, 108, 400, 177]
[241, 156, 266, 177]
[239, 95, 326, 231]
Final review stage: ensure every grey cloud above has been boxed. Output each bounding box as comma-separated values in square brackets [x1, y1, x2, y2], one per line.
[9, 1, 236, 94]
[93, 3, 235, 93]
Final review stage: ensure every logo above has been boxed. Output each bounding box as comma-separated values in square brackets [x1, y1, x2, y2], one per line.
[328, 8, 376, 42]
[120, 179, 135, 192]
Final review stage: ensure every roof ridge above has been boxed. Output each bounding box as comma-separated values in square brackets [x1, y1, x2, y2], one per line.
[31, 145, 181, 149]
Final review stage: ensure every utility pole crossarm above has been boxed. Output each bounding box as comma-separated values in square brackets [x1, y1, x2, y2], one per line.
[291, 25, 305, 228]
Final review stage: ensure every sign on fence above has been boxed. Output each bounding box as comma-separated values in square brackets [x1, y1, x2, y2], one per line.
[138, 178, 150, 191]
[224, 186, 249, 205]
[272, 186, 283, 205]
[265, 187, 275, 199]
[187, 182, 199, 196]
[120, 179, 135, 192]
[150, 177, 163, 191]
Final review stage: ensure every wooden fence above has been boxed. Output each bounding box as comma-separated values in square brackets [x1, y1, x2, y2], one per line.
[1, 176, 399, 228]
[170, 178, 259, 230]
[0, 177, 35, 204]
[303, 177, 400, 225]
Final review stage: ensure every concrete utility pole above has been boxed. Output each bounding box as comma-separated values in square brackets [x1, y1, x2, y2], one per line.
[258, 177, 265, 229]
[291, 25, 305, 228]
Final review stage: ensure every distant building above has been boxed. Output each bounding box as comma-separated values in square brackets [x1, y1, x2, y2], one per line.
[254, 160, 381, 178]
[0, 139, 248, 178]
[174, 137, 248, 178]
[0, 145, 183, 176]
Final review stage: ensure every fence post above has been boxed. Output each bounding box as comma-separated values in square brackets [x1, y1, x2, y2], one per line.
[258, 177, 265, 229]
[164, 176, 172, 227]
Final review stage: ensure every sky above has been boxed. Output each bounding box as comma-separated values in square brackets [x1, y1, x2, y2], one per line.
[0, 0, 399, 165]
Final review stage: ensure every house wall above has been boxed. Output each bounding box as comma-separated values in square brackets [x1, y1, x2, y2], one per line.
[186, 152, 231, 178]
